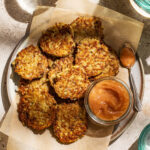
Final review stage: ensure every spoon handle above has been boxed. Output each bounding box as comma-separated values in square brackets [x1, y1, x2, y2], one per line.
[129, 69, 142, 112]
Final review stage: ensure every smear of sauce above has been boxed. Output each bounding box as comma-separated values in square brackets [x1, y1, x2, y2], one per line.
[120, 47, 135, 68]
[89, 80, 130, 121]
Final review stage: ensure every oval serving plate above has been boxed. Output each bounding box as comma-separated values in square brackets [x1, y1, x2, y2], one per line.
[6, 35, 145, 143]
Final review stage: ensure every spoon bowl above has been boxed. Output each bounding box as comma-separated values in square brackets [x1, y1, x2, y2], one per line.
[120, 43, 136, 69]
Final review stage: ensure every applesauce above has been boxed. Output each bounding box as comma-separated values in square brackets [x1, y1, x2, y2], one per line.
[88, 79, 130, 121]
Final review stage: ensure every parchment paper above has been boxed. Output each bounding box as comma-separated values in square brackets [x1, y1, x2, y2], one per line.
[56, 0, 144, 51]
[0, 1, 144, 150]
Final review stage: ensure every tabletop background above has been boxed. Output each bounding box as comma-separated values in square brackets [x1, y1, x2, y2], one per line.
[0, 0, 150, 150]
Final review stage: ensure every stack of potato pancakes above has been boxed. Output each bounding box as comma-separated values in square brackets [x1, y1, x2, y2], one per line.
[12, 16, 119, 144]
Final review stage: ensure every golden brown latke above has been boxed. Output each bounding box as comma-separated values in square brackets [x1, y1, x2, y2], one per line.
[18, 74, 49, 96]
[39, 23, 75, 57]
[51, 66, 90, 100]
[12, 45, 48, 80]
[92, 50, 119, 80]
[75, 38, 110, 77]
[18, 92, 56, 131]
[53, 102, 87, 144]
[71, 16, 103, 43]
[18, 73, 56, 131]
[48, 56, 74, 86]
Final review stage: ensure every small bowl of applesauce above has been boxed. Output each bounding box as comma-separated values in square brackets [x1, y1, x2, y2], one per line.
[84, 77, 133, 126]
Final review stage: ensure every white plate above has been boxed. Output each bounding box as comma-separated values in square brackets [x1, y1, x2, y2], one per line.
[6, 35, 145, 142]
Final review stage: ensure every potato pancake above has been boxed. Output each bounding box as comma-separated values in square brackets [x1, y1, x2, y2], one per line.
[12, 45, 48, 80]
[71, 16, 103, 43]
[18, 92, 56, 131]
[75, 38, 110, 77]
[92, 50, 119, 80]
[39, 23, 75, 57]
[53, 102, 87, 144]
[52, 66, 90, 100]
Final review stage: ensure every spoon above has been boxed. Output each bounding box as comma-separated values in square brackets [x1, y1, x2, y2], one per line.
[120, 43, 142, 112]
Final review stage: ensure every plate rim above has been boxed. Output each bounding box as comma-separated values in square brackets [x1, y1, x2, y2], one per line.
[6, 35, 145, 143]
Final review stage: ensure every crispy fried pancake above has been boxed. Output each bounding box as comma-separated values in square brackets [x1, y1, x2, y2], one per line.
[40, 23, 75, 57]
[71, 16, 103, 43]
[12, 45, 48, 80]
[53, 102, 87, 144]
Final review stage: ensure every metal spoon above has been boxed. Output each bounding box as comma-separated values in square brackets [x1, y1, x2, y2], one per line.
[120, 43, 142, 112]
